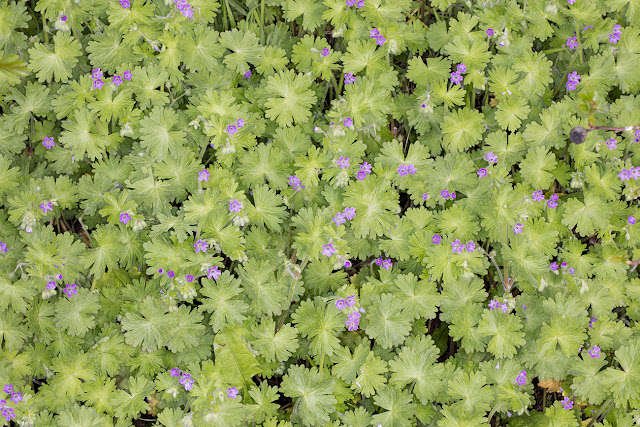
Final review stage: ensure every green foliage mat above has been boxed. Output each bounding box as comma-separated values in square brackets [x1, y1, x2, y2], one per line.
[1, 0, 640, 425]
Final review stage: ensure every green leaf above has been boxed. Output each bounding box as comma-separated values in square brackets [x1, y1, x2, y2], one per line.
[54, 288, 100, 337]
[343, 176, 399, 239]
[219, 28, 263, 73]
[245, 184, 287, 232]
[389, 335, 444, 404]
[251, 318, 299, 363]
[139, 107, 187, 160]
[363, 293, 412, 349]
[199, 272, 248, 332]
[495, 96, 531, 131]
[292, 297, 344, 357]
[441, 107, 485, 152]
[478, 310, 526, 359]
[110, 376, 153, 420]
[214, 328, 261, 387]
[280, 365, 337, 426]
[59, 108, 111, 161]
[121, 297, 171, 352]
[371, 385, 417, 427]
[389, 273, 440, 321]
[264, 69, 317, 127]
[284, 0, 327, 31]
[28, 32, 82, 83]
[561, 193, 612, 237]
[165, 305, 205, 353]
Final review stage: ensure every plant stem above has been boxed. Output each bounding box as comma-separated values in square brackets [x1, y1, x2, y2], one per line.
[275, 256, 309, 333]
[586, 398, 613, 427]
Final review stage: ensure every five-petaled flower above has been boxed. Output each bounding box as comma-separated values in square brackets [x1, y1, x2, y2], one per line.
[550, 262, 559, 271]
[179, 373, 194, 390]
[515, 371, 527, 386]
[487, 28, 494, 36]
[227, 124, 238, 135]
[207, 266, 221, 279]
[244, 70, 252, 79]
[466, 241, 476, 252]
[321, 48, 330, 57]
[432, 234, 441, 244]
[63, 283, 77, 297]
[229, 199, 243, 213]
[332, 212, 346, 226]
[629, 216, 636, 225]
[397, 164, 417, 176]
[532, 190, 545, 202]
[343, 207, 356, 220]
[513, 223, 523, 234]
[40, 201, 53, 214]
[120, 212, 131, 224]
[344, 73, 356, 84]
[346, 295, 356, 307]
[451, 239, 465, 254]
[357, 162, 372, 180]
[484, 151, 498, 163]
[566, 71, 581, 91]
[119, 0, 130, 7]
[198, 169, 210, 182]
[369, 28, 386, 45]
[170, 368, 181, 377]
[288, 175, 305, 190]
[43, 137, 55, 149]
[335, 299, 346, 310]
[343, 117, 353, 128]
[322, 242, 336, 257]
[337, 156, 350, 169]
[588, 345, 601, 358]
[113, 75, 123, 86]
[547, 194, 559, 209]
[123, 70, 132, 81]
[194, 239, 208, 253]
[610, 24, 622, 44]
[561, 397, 573, 409]
[606, 138, 617, 150]
[566, 36, 578, 50]
[477, 168, 488, 178]
[227, 387, 239, 399]
[489, 299, 500, 309]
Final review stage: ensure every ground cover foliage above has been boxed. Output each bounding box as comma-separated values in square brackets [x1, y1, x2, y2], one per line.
[2, 0, 640, 425]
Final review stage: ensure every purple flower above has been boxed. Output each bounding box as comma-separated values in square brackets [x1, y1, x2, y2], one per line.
[432, 234, 441, 244]
[629, 216, 636, 225]
[321, 48, 330, 57]
[550, 262, 559, 271]
[227, 387, 239, 399]
[123, 70, 132, 81]
[43, 137, 55, 149]
[93, 79, 104, 90]
[194, 239, 208, 253]
[422, 193, 428, 201]
[486, 28, 494, 36]
[561, 397, 573, 409]
[244, 70, 252, 79]
[561, 261, 567, 268]
[92, 68, 103, 80]
[457, 63, 467, 73]
[477, 168, 488, 178]
[332, 212, 346, 226]
[484, 151, 498, 163]
[186, 275, 194, 282]
[466, 241, 476, 252]
[566, 36, 578, 50]
[198, 169, 210, 182]
[343, 207, 356, 220]
[207, 266, 221, 279]
[513, 223, 523, 234]
[369, 28, 386, 45]
[322, 243, 336, 257]
[344, 73, 356, 84]
[441, 189, 450, 199]
[10, 392, 21, 404]
[343, 117, 353, 128]
[170, 368, 181, 377]
[120, 212, 131, 224]
[515, 371, 527, 386]
[168, 271, 175, 278]
[346, 0, 355, 5]
[501, 303, 508, 313]
[61, 15, 67, 21]
[589, 318, 596, 328]
[229, 199, 242, 213]
[119, 0, 130, 7]
[227, 125, 238, 135]
[619, 169, 633, 181]
[451, 239, 464, 254]
[40, 201, 53, 214]
[113, 75, 123, 86]
[450, 71, 463, 85]
[547, 193, 559, 209]
[489, 299, 499, 309]
[606, 138, 617, 150]
[566, 71, 581, 91]
[568, 0, 575, 3]
[357, 162, 372, 180]
[568, 267, 575, 274]
[382, 259, 393, 270]
[337, 156, 350, 169]
[63, 283, 77, 297]
[335, 299, 346, 310]
[179, 373, 194, 390]
[346, 295, 356, 307]
[344, 260, 352, 268]
[236, 118, 245, 128]
[610, 24, 622, 44]
[46, 281, 56, 290]
[3, 385, 12, 394]
[356, 0, 364, 7]
[288, 175, 305, 190]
